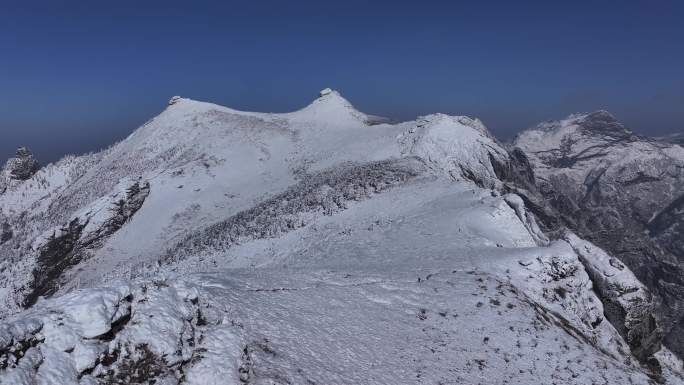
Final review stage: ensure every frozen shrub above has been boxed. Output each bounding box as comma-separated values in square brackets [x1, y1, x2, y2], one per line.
[167, 157, 425, 259]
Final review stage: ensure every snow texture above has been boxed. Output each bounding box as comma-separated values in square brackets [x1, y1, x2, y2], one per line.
[0, 91, 682, 384]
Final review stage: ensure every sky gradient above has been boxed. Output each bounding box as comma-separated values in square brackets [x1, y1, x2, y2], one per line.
[2, 0, 683, 163]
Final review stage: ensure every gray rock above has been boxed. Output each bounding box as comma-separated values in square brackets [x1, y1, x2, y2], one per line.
[26, 180, 150, 307]
[4, 147, 40, 181]
[0, 222, 11, 245]
[566, 233, 663, 364]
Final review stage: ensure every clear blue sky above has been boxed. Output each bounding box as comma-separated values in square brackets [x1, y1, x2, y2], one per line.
[1, 0, 683, 163]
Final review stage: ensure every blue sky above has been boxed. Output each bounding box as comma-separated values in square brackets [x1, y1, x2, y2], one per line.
[1, 0, 683, 163]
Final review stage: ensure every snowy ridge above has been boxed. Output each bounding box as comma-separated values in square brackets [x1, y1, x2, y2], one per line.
[0, 89, 514, 309]
[289, 88, 371, 124]
[0, 91, 681, 383]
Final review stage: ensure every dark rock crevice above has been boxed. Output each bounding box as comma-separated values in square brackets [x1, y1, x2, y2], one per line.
[25, 217, 87, 306]
[0, 222, 11, 245]
[573, 248, 663, 366]
[489, 149, 563, 236]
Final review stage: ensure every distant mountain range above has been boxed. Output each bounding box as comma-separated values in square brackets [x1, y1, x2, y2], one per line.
[512, 111, 684, 361]
[659, 132, 684, 146]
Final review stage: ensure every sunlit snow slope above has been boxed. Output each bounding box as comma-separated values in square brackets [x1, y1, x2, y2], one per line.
[0, 91, 681, 384]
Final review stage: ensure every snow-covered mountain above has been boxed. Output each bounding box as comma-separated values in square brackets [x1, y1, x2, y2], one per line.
[0, 92, 681, 384]
[659, 132, 684, 146]
[513, 111, 684, 362]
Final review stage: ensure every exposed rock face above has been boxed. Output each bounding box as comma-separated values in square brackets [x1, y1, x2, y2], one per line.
[513, 111, 684, 359]
[4, 147, 40, 181]
[26, 180, 150, 306]
[488, 148, 563, 235]
[492, 145, 664, 370]
[566, 233, 663, 367]
[648, 193, 684, 259]
[0, 222, 11, 245]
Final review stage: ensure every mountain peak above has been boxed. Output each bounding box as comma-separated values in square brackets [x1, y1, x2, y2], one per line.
[568, 110, 632, 137]
[295, 88, 369, 124]
[568, 109, 616, 121]
[527, 110, 631, 139]
[312, 88, 349, 104]
[168, 95, 183, 105]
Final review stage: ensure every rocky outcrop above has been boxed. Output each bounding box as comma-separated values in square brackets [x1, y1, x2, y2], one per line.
[4, 147, 40, 181]
[513, 111, 684, 359]
[648, 193, 684, 259]
[26, 180, 150, 306]
[491, 141, 665, 372]
[0, 222, 11, 245]
[566, 234, 663, 368]
[489, 148, 564, 235]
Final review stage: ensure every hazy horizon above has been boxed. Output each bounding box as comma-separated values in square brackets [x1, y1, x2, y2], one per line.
[2, 0, 683, 164]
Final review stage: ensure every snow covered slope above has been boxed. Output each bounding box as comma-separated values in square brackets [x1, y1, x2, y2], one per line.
[0, 90, 508, 312]
[514, 111, 684, 360]
[0, 92, 681, 383]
